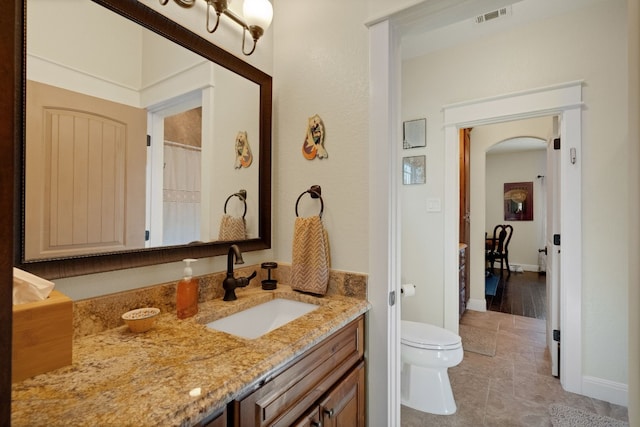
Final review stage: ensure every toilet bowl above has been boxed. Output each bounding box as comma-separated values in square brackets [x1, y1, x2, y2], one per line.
[401, 320, 464, 415]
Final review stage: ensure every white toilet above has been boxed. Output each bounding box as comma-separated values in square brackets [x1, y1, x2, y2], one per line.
[401, 320, 464, 415]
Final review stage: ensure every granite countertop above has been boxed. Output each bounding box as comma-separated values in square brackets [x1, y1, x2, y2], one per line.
[11, 285, 370, 427]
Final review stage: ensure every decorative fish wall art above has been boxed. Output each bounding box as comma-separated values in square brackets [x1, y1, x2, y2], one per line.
[234, 131, 253, 168]
[302, 114, 328, 160]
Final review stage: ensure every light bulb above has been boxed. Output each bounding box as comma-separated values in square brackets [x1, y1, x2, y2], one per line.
[243, 0, 273, 32]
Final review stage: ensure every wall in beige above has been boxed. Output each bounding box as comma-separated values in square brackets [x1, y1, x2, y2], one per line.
[401, 0, 628, 401]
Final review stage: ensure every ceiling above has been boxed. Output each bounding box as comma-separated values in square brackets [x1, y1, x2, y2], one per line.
[398, 0, 606, 154]
[401, 0, 607, 60]
[487, 136, 547, 154]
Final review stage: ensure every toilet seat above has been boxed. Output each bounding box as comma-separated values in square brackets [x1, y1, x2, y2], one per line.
[401, 320, 462, 350]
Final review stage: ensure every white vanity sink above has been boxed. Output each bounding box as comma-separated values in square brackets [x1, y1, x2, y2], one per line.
[206, 298, 319, 339]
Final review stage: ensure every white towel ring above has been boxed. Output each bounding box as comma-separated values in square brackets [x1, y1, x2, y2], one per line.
[295, 185, 324, 218]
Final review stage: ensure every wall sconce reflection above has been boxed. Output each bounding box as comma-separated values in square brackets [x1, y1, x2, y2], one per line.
[159, 0, 273, 56]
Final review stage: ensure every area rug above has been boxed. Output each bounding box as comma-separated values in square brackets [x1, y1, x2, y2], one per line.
[458, 324, 497, 357]
[549, 404, 629, 427]
[485, 273, 499, 296]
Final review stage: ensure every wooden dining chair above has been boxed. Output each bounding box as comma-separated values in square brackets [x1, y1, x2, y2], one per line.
[486, 224, 514, 276]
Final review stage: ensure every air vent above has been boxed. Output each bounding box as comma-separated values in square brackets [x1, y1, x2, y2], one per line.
[475, 6, 511, 24]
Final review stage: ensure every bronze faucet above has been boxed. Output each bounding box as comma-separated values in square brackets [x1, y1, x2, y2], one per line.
[223, 244, 257, 301]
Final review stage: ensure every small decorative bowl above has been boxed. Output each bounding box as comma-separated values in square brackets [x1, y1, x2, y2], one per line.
[122, 307, 160, 333]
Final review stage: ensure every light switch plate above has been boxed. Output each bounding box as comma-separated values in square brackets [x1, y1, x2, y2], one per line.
[427, 198, 441, 212]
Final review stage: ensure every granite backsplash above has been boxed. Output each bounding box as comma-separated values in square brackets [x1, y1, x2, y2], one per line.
[72, 263, 367, 339]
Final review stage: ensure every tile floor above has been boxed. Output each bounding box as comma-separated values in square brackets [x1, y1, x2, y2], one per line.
[401, 310, 629, 426]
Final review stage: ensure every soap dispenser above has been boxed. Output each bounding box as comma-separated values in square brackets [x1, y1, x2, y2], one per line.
[177, 258, 198, 319]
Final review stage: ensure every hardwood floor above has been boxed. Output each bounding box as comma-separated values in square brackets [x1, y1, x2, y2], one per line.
[485, 271, 547, 320]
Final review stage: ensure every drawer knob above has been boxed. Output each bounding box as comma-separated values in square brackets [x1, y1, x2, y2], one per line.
[324, 408, 334, 418]
[311, 422, 322, 427]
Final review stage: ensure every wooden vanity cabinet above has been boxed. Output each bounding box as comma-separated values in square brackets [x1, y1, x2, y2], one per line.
[229, 316, 365, 427]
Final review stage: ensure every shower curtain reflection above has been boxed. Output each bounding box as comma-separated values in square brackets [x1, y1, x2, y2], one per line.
[163, 142, 202, 245]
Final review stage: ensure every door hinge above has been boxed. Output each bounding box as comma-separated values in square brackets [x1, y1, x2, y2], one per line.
[389, 290, 396, 306]
[146, 135, 151, 147]
[553, 329, 560, 342]
[553, 234, 560, 245]
[145, 230, 150, 241]
[553, 137, 561, 150]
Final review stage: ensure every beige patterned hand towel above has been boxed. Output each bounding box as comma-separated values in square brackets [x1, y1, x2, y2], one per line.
[291, 215, 330, 295]
[218, 214, 247, 241]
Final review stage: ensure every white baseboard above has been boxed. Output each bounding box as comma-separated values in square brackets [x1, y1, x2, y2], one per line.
[582, 376, 628, 407]
[507, 263, 540, 272]
[466, 298, 486, 312]
[488, 263, 540, 273]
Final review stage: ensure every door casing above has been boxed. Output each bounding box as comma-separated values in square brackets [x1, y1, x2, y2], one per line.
[442, 81, 583, 394]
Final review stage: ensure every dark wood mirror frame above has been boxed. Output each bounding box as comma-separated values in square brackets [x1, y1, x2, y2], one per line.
[13, 0, 272, 279]
[1, 1, 19, 420]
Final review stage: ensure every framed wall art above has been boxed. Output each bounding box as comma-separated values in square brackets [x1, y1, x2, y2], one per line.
[402, 155, 426, 185]
[403, 118, 426, 149]
[504, 181, 533, 221]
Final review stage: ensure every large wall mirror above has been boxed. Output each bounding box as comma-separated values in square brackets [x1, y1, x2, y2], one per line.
[15, 0, 272, 279]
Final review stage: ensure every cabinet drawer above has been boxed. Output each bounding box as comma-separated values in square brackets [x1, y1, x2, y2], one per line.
[232, 316, 364, 427]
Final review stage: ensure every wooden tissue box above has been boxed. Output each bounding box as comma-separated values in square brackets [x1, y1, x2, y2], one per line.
[12, 290, 73, 383]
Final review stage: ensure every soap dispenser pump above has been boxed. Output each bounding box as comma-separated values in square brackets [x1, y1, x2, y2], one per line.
[177, 258, 198, 319]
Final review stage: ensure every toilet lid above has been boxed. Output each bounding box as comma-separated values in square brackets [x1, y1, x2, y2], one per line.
[401, 320, 462, 350]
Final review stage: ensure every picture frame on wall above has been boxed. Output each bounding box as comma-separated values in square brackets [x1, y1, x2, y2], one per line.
[504, 181, 533, 221]
[403, 118, 426, 149]
[402, 155, 426, 185]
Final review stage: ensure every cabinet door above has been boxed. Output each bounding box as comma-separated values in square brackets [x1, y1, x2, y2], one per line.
[292, 407, 321, 427]
[200, 408, 226, 427]
[320, 361, 365, 427]
[25, 80, 147, 260]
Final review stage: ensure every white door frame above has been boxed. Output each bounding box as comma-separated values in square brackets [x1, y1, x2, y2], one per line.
[368, 19, 402, 427]
[146, 91, 203, 247]
[442, 81, 583, 393]
[370, 12, 583, 424]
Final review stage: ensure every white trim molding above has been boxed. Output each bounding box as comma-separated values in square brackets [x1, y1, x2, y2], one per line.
[27, 54, 141, 106]
[466, 299, 487, 312]
[443, 81, 584, 127]
[582, 376, 629, 407]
